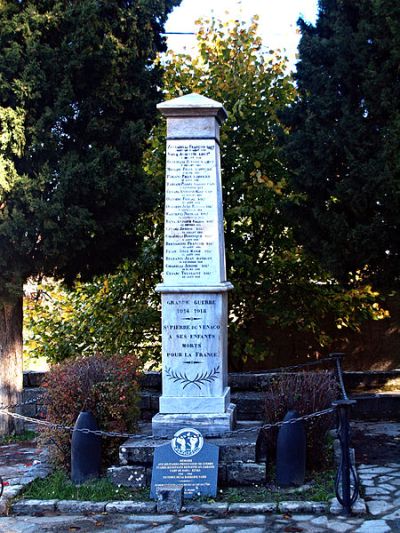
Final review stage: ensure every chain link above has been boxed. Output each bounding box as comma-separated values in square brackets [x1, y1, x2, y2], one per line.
[0, 358, 349, 510]
[0, 393, 46, 411]
[238, 353, 342, 375]
[0, 405, 336, 440]
[0, 354, 341, 440]
[0, 354, 345, 410]
[234, 407, 336, 436]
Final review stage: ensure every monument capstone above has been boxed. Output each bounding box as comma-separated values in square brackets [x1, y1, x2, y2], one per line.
[152, 93, 236, 437]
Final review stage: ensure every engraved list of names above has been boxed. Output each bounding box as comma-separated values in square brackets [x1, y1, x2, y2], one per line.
[153, 93, 234, 434]
[164, 139, 222, 285]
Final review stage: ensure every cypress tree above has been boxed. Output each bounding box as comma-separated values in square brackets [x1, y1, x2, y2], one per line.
[283, 0, 400, 289]
[0, 0, 180, 433]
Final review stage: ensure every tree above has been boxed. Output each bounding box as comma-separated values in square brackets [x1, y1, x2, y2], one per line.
[0, 0, 180, 434]
[25, 259, 162, 366]
[25, 17, 385, 369]
[149, 16, 384, 365]
[282, 0, 400, 290]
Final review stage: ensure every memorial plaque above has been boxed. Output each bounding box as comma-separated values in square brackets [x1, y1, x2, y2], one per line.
[151, 428, 218, 499]
[159, 292, 229, 414]
[164, 139, 224, 286]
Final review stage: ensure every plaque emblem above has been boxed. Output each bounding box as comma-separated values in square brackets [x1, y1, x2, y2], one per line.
[171, 428, 204, 457]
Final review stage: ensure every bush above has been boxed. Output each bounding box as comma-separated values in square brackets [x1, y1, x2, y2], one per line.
[264, 371, 339, 471]
[41, 353, 141, 470]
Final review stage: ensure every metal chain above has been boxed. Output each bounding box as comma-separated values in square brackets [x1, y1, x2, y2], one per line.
[0, 405, 336, 507]
[0, 393, 46, 411]
[0, 356, 341, 440]
[0, 354, 345, 410]
[214, 407, 336, 439]
[0, 406, 336, 440]
[238, 353, 342, 375]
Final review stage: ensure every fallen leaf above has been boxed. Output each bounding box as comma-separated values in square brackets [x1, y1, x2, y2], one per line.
[191, 516, 204, 522]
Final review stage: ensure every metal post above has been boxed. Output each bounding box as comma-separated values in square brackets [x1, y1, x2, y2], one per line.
[330, 352, 348, 400]
[332, 399, 358, 515]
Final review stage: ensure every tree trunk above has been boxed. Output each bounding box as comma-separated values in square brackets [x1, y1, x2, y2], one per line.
[0, 296, 23, 435]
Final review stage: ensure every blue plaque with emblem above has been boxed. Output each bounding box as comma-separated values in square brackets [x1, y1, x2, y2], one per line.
[151, 428, 219, 499]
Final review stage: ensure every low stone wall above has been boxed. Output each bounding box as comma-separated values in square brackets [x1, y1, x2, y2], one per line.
[22, 369, 400, 422]
[23, 368, 400, 392]
[343, 370, 400, 392]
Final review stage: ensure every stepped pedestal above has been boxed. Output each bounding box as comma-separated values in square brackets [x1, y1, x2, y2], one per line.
[115, 422, 266, 488]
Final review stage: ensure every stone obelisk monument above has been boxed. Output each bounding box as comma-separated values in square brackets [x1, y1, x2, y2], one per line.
[152, 93, 236, 437]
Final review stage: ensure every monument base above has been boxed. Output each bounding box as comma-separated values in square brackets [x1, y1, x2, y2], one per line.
[116, 418, 266, 488]
[159, 387, 230, 414]
[151, 403, 237, 438]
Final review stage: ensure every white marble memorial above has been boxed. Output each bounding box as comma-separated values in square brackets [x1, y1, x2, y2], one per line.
[152, 93, 236, 437]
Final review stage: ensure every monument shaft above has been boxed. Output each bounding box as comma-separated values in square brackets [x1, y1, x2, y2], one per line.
[153, 93, 235, 437]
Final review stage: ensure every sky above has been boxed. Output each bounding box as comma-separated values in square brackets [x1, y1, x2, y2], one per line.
[165, 0, 319, 69]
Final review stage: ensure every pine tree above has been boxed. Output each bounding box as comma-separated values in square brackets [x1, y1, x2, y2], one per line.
[283, 0, 400, 289]
[0, 0, 180, 433]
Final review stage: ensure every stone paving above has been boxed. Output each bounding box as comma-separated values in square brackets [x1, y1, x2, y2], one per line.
[0, 421, 399, 532]
[0, 439, 51, 516]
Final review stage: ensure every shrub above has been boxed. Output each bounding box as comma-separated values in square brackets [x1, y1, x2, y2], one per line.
[264, 371, 340, 471]
[41, 353, 141, 470]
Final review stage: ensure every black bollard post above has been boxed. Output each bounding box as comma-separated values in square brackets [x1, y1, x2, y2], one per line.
[276, 410, 306, 487]
[332, 399, 358, 515]
[71, 411, 101, 485]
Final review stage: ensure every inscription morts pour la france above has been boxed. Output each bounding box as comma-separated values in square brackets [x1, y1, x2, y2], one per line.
[152, 93, 236, 437]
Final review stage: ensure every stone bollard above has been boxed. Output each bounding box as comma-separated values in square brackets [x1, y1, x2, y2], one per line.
[156, 484, 184, 513]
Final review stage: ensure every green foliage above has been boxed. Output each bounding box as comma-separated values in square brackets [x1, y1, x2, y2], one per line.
[22, 470, 141, 502]
[283, 0, 400, 290]
[0, 107, 25, 193]
[0, 429, 36, 444]
[23, 468, 335, 503]
[146, 16, 387, 363]
[25, 260, 161, 365]
[264, 371, 339, 470]
[215, 470, 335, 502]
[41, 353, 141, 469]
[0, 0, 180, 299]
[25, 16, 386, 367]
